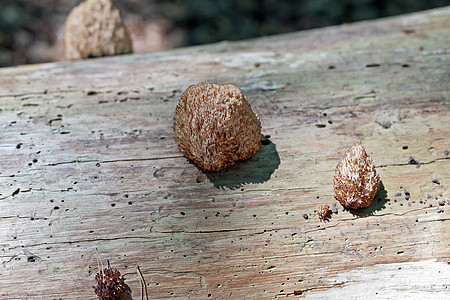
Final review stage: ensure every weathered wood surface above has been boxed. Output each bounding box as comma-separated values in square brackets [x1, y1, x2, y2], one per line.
[1, 7, 449, 299]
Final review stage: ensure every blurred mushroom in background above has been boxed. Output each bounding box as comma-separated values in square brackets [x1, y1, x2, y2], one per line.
[63, 0, 132, 60]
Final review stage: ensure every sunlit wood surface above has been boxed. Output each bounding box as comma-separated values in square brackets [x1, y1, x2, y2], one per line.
[0, 7, 449, 299]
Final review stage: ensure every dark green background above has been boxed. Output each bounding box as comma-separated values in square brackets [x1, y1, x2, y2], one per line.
[1, 0, 448, 67]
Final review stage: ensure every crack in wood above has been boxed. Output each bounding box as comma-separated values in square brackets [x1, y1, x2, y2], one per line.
[45, 155, 184, 166]
[420, 217, 450, 223]
[4, 228, 268, 251]
[6, 236, 153, 251]
[248, 228, 291, 236]
[376, 156, 450, 168]
[350, 206, 447, 218]
[304, 222, 341, 233]
[0, 215, 48, 221]
[0, 188, 22, 200]
[243, 186, 319, 193]
[283, 282, 346, 296]
[156, 228, 248, 234]
[0, 89, 78, 98]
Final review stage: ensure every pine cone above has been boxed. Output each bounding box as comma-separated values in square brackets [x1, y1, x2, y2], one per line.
[94, 266, 130, 300]
[334, 143, 381, 209]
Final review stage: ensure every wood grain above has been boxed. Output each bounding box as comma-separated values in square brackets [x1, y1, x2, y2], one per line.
[1, 7, 449, 299]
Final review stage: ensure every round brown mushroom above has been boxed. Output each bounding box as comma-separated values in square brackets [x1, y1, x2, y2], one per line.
[64, 0, 132, 60]
[317, 204, 330, 221]
[173, 82, 262, 172]
[334, 143, 381, 209]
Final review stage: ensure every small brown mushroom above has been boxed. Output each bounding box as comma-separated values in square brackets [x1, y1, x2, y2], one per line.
[173, 82, 262, 172]
[334, 143, 381, 209]
[64, 0, 132, 60]
[317, 204, 330, 221]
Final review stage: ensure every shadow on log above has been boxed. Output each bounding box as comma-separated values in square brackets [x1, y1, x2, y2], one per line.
[205, 136, 280, 190]
[348, 181, 389, 217]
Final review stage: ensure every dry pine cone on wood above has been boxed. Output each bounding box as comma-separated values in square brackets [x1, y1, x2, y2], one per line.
[94, 264, 130, 300]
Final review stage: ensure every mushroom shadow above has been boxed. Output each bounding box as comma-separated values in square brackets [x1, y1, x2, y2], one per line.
[205, 136, 280, 190]
[347, 180, 389, 217]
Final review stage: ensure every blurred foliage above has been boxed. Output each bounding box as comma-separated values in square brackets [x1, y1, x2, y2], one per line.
[165, 0, 450, 45]
[0, 1, 32, 44]
[0, 0, 449, 66]
[0, 0, 56, 66]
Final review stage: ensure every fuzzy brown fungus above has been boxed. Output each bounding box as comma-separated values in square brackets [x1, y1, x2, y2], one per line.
[173, 82, 262, 172]
[94, 262, 131, 300]
[334, 143, 381, 209]
[317, 204, 330, 221]
[64, 0, 132, 60]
